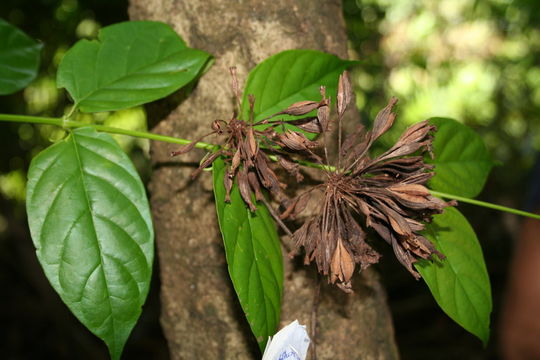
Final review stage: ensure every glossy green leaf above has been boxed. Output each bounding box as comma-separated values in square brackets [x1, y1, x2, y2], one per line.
[57, 21, 211, 112]
[241, 49, 357, 122]
[427, 117, 493, 198]
[416, 207, 491, 344]
[212, 157, 283, 350]
[26, 127, 154, 360]
[0, 19, 42, 95]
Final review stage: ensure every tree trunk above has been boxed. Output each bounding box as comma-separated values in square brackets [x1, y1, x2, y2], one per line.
[128, 1, 399, 359]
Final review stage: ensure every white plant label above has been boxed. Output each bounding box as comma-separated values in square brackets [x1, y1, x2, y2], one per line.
[262, 320, 311, 360]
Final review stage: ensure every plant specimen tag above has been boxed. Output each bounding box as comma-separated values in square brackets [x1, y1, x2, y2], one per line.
[262, 320, 310, 360]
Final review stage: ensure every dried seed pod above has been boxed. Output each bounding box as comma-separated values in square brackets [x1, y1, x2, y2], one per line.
[317, 103, 330, 132]
[278, 130, 318, 151]
[289, 117, 322, 134]
[278, 100, 320, 116]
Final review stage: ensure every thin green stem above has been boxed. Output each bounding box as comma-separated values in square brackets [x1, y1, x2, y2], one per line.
[430, 190, 540, 220]
[1, 113, 539, 220]
[0, 113, 215, 151]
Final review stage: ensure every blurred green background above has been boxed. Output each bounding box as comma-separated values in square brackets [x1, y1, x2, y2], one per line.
[1, 0, 539, 358]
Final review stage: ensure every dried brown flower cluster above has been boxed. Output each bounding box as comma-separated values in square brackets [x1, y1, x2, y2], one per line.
[173, 68, 455, 293]
[285, 73, 456, 292]
[171, 67, 329, 211]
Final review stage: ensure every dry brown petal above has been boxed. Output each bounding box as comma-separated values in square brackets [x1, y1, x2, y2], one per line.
[278, 131, 318, 151]
[211, 120, 225, 134]
[255, 152, 285, 198]
[191, 151, 222, 179]
[377, 141, 428, 162]
[238, 167, 256, 212]
[396, 120, 434, 146]
[404, 235, 435, 258]
[317, 105, 330, 131]
[229, 66, 240, 102]
[224, 169, 234, 203]
[330, 238, 355, 284]
[391, 235, 420, 279]
[387, 184, 430, 203]
[246, 126, 258, 156]
[277, 155, 304, 182]
[248, 94, 256, 123]
[337, 71, 352, 117]
[371, 97, 398, 142]
[288, 117, 322, 134]
[290, 219, 311, 255]
[341, 124, 365, 158]
[241, 139, 254, 168]
[170, 140, 199, 157]
[280, 192, 310, 219]
[386, 209, 413, 237]
[247, 169, 263, 201]
[231, 148, 241, 172]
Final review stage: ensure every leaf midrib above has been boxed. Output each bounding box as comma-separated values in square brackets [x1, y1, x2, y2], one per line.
[71, 131, 117, 352]
[246, 207, 276, 338]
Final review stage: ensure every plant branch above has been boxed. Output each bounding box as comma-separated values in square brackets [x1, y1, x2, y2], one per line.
[1, 113, 539, 220]
[0, 113, 215, 151]
[430, 190, 540, 220]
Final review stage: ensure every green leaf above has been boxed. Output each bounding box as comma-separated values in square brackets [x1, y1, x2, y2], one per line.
[416, 207, 491, 344]
[427, 117, 493, 198]
[241, 49, 357, 122]
[212, 157, 283, 350]
[0, 19, 42, 95]
[26, 127, 154, 360]
[57, 21, 211, 112]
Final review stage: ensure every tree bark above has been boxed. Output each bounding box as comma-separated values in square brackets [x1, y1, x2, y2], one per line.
[128, 1, 399, 359]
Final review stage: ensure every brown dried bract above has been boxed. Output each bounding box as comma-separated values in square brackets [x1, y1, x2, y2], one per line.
[287, 72, 456, 291]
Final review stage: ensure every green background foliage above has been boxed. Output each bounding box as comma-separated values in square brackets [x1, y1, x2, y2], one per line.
[0, 18, 42, 95]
